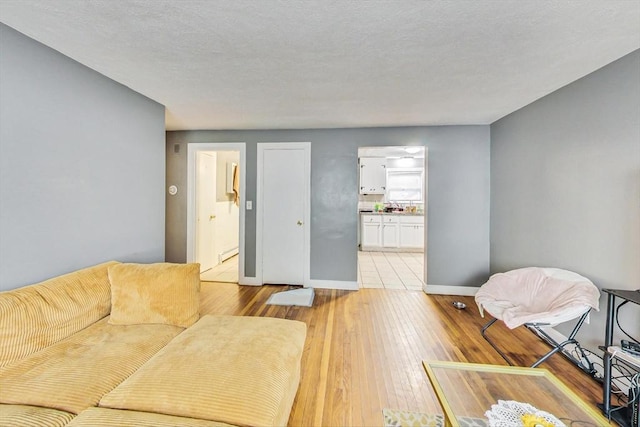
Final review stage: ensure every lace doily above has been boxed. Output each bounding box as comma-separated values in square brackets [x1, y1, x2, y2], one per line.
[484, 400, 566, 427]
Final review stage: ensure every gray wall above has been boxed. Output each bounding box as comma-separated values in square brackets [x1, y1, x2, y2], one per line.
[0, 24, 166, 291]
[491, 50, 640, 347]
[166, 126, 490, 287]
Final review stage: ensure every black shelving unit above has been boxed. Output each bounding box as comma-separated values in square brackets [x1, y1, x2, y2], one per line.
[600, 289, 640, 427]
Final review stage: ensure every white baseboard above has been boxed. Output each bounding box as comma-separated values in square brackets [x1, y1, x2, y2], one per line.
[218, 246, 239, 263]
[238, 277, 358, 290]
[238, 277, 261, 286]
[307, 279, 358, 290]
[423, 284, 479, 296]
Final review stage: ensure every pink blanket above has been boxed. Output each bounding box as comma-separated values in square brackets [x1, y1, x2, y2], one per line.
[475, 267, 600, 329]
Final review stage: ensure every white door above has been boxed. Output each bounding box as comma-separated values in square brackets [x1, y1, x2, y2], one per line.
[196, 151, 217, 272]
[259, 143, 309, 285]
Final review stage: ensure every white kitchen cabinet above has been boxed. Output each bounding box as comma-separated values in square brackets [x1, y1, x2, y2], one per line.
[381, 215, 399, 248]
[361, 214, 381, 248]
[361, 213, 424, 251]
[399, 216, 424, 249]
[359, 157, 386, 194]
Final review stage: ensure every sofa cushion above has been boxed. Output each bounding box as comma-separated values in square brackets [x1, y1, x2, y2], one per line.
[108, 262, 200, 328]
[67, 407, 235, 427]
[0, 404, 75, 427]
[100, 315, 307, 427]
[0, 317, 183, 414]
[0, 261, 118, 368]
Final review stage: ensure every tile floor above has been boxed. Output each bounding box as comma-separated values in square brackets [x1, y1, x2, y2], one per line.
[358, 251, 425, 290]
[200, 254, 238, 283]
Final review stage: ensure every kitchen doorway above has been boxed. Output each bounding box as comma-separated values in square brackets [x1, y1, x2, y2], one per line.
[186, 143, 246, 284]
[357, 146, 427, 290]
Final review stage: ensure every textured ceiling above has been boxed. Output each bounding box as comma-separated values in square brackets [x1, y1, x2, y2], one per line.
[1, 0, 639, 130]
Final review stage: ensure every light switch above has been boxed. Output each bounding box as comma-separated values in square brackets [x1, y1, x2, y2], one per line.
[246, 200, 252, 210]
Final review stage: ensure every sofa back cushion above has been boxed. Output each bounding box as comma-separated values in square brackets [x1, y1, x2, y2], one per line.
[0, 261, 118, 367]
[108, 262, 200, 328]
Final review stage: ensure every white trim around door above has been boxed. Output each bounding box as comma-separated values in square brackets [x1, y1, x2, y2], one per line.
[187, 143, 248, 284]
[256, 142, 311, 287]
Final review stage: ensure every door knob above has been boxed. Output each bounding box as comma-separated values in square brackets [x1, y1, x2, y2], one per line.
[209, 215, 216, 220]
[297, 220, 303, 226]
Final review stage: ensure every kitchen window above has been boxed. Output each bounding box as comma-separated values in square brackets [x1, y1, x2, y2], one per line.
[385, 168, 424, 202]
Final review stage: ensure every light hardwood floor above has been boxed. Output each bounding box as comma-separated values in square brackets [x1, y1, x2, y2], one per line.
[199, 282, 609, 427]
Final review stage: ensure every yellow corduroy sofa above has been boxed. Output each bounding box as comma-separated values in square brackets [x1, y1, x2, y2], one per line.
[0, 261, 307, 427]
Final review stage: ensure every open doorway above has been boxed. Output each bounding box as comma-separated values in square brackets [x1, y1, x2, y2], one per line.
[187, 143, 246, 284]
[357, 146, 427, 290]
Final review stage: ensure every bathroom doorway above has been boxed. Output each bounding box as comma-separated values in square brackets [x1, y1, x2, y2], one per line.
[187, 143, 246, 283]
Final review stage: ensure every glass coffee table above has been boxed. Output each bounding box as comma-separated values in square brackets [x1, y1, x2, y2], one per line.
[423, 361, 610, 427]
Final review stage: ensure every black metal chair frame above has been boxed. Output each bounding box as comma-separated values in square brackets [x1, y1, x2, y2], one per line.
[480, 309, 598, 377]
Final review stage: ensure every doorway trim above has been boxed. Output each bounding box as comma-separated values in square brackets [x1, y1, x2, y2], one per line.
[187, 142, 247, 284]
[256, 142, 311, 287]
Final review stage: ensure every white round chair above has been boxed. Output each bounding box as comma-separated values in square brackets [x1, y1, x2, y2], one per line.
[475, 267, 600, 374]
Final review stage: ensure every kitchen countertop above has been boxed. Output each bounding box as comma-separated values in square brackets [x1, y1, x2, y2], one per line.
[359, 211, 424, 216]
